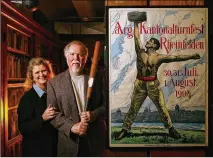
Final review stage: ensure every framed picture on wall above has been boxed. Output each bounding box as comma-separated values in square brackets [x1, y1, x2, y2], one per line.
[108, 7, 208, 147]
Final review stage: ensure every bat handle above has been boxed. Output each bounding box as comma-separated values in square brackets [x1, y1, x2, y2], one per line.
[84, 99, 89, 112]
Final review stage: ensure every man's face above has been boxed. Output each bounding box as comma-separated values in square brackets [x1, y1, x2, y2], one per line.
[145, 39, 155, 49]
[65, 44, 87, 74]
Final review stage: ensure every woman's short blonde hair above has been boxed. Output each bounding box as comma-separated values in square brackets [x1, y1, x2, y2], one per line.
[24, 57, 54, 91]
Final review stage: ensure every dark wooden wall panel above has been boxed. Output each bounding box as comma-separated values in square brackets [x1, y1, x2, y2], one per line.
[105, 0, 147, 6]
[150, 0, 204, 6]
[150, 150, 205, 157]
[102, 149, 147, 157]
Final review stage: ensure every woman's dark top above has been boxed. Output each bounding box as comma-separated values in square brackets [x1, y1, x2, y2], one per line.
[17, 87, 57, 157]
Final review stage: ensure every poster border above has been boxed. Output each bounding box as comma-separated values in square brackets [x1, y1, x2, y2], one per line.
[107, 6, 209, 148]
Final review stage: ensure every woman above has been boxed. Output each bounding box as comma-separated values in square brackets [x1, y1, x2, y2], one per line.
[17, 57, 58, 157]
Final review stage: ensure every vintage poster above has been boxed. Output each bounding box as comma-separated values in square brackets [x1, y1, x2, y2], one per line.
[108, 8, 208, 147]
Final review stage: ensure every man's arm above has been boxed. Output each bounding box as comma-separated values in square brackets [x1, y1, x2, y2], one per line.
[92, 72, 106, 121]
[159, 53, 201, 64]
[134, 22, 143, 54]
[47, 80, 75, 138]
[128, 11, 146, 54]
[81, 73, 106, 122]
[90, 103, 106, 122]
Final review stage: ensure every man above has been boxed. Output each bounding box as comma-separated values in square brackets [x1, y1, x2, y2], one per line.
[47, 41, 106, 156]
[116, 11, 201, 140]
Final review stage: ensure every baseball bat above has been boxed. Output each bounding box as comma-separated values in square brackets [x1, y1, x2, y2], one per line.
[84, 41, 101, 111]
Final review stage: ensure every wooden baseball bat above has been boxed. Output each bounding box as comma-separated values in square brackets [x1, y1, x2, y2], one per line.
[84, 41, 101, 111]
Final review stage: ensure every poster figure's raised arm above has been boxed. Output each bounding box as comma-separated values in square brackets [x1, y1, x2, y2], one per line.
[128, 11, 147, 54]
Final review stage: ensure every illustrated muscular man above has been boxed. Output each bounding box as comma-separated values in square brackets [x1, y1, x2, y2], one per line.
[116, 11, 201, 140]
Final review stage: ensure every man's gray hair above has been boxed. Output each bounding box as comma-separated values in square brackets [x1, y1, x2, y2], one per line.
[64, 40, 88, 57]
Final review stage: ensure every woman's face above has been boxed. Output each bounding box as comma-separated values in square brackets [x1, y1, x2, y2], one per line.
[32, 64, 49, 88]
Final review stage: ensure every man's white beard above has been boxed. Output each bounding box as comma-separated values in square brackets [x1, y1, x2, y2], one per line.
[70, 66, 83, 76]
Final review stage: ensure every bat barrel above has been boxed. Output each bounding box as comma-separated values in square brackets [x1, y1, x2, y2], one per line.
[85, 41, 101, 110]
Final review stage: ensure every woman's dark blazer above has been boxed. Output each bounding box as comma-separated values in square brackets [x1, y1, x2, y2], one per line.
[17, 88, 57, 157]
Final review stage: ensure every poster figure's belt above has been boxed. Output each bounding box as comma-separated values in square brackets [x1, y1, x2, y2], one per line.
[137, 75, 157, 81]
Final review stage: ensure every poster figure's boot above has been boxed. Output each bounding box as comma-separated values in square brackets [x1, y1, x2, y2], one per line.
[115, 129, 128, 140]
[168, 126, 181, 139]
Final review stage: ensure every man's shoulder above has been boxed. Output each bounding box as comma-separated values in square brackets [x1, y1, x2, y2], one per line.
[49, 70, 68, 83]
[96, 70, 104, 78]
